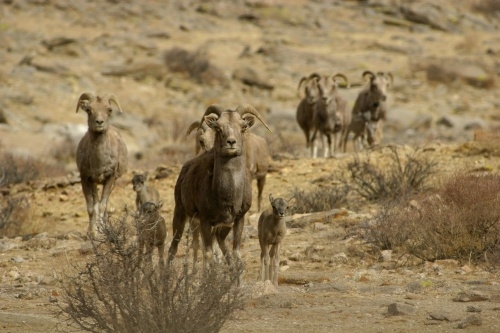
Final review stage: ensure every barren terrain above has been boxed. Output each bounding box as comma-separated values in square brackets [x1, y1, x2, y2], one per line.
[1, 0, 500, 332]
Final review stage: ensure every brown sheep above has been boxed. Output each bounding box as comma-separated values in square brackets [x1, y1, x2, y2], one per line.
[168, 104, 271, 270]
[75, 92, 128, 238]
[137, 201, 167, 268]
[258, 194, 295, 287]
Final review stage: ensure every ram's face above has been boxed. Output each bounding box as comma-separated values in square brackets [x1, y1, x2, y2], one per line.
[370, 74, 391, 107]
[81, 98, 113, 134]
[205, 111, 254, 158]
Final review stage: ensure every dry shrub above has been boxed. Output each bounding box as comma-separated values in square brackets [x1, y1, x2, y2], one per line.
[163, 47, 229, 87]
[59, 209, 245, 333]
[366, 172, 500, 266]
[0, 150, 67, 187]
[345, 146, 436, 202]
[0, 195, 31, 237]
[290, 185, 348, 214]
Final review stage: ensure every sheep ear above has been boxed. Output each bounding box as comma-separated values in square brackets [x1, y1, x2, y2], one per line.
[269, 193, 274, 203]
[242, 115, 255, 130]
[204, 114, 219, 130]
[157, 201, 163, 209]
[288, 198, 296, 208]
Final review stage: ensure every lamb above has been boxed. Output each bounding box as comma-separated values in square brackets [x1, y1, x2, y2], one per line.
[258, 194, 295, 287]
[136, 201, 167, 268]
[131, 172, 160, 210]
[186, 119, 270, 212]
[342, 70, 392, 151]
[308, 72, 350, 158]
[295, 73, 320, 154]
[168, 104, 271, 268]
[75, 92, 128, 238]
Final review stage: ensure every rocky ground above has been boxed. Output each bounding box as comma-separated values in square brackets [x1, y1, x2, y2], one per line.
[1, 0, 500, 332]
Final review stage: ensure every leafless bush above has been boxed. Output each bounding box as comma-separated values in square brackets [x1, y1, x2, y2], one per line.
[290, 185, 348, 214]
[0, 195, 30, 237]
[163, 47, 229, 87]
[365, 172, 500, 266]
[0, 150, 66, 187]
[361, 196, 414, 251]
[58, 209, 245, 333]
[345, 146, 436, 202]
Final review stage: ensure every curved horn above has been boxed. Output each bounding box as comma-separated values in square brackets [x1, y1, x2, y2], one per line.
[186, 120, 201, 136]
[362, 70, 375, 81]
[75, 92, 94, 113]
[107, 93, 123, 113]
[235, 104, 272, 133]
[198, 104, 225, 129]
[333, 73, 350, 88]
[297, 76, 308, 91]
[308, 72, 321, 81]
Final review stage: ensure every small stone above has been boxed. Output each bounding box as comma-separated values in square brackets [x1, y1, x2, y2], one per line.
[466, 305, 482, 313]
[381, 250, 392, 262]
[453, 290, 490, 302]
[10, 256, 24, 263]
[460, 265, 473, 273]
[279, 265, 290, 272]
[387, 302, 416, 316]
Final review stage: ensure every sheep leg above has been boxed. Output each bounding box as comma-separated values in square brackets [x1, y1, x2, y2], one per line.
[200, 220, 215, 268]
[190, 218, 200, 265]
[310, 128, 319, 158]
[99, 176, 116, 226]
[231, 216, 245, 264]
[215, 227, 231, 265]
[81, 180, 99, 237]
[168, 205, 187, 262]
[324, 133, 332, 158]
[157, 243, 165, 270]
[270, 243, 279, 287]
[256, 176, 266, 212]
[261, 244, 270, 282]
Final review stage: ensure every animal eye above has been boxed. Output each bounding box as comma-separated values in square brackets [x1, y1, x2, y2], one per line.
[107, 108, 113, 115]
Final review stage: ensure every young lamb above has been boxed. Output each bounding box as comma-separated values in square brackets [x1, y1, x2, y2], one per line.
[136, 201, 167, 268]
[168, 104, 271, 270]
[131, 172, 160, 210]
[258, 194, 295, 287]
[341, 111, 378, 152]
[75, 92, 128, 238]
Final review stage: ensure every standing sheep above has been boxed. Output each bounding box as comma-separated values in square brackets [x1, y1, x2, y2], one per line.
[258, 194, 295, 287]
[308, 72, 350, 157]
[75, 92, 128, 237]
[136, 201, 167, 268]
[296, 73, 320, 154]
[168, 104, 271, 268]
[342, 70, 392, 151]
[132, 172, 160, 210]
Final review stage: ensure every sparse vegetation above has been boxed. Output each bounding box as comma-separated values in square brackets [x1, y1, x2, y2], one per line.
[364, 172, 500, 266]
[59, 209, 245, 333]
[290, 185, 348, 214]
[0, 195, 31, 237]
[345, 146, 437, 202]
